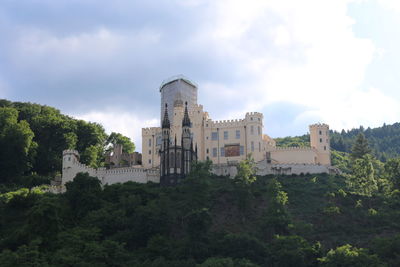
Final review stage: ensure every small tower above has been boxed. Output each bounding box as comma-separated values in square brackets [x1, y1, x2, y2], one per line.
[161, 104, 171, 179]
[309, 123, 331, 165]
[182, 102, 192, 175]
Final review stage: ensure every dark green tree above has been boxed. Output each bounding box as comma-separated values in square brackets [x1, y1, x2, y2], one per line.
[0, 107, 36, 182]
[351, 133, 372, 160]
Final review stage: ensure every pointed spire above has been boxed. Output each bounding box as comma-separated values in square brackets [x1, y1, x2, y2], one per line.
[162, 103, 170, 129]
[174, 134, 177, 145]
[182, 101, 191, 127]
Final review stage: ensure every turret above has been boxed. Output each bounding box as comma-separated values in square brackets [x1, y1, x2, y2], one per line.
[182, 102, 192, 150]
[309, 123, 331, 165]
[63, 150, 80, 168]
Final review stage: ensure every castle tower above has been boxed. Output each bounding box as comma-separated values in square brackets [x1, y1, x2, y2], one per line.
[309, 123, 331, 165]
[62, 150, 80, 185]
[160, 75, 198, 121]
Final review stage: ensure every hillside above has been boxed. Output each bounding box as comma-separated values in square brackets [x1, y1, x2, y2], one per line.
[1, 166, 400, 266]
[2, 99, 400, 266]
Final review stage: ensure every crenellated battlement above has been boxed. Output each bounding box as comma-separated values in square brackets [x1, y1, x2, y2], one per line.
[142, 127, 161, 135]
[275, 146, 315, 151]
[208, 118, 246, 128]
[63, 149, 79, 156]
[309, 123, 329, 129]
[246, 112, 263, 118]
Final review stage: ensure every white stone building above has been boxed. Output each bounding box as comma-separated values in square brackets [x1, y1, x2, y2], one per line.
[58, 75, 337, 190]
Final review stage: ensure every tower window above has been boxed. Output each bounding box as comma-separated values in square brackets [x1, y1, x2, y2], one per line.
[224, 131, 228, 140]
[251, 141, 254, 152]
[149, 139, 152, 146]
[148, 159, 151, 164]
[212, 132, 218, 140]
[320, 138, 322, 143]
[236, 130, 240, 139]
[206, 148, 209, 154]
[319, 130, 322, 135]
[240, 146, 244, 155]
[324, 146, 327, 151]
[258, 126, 261, 135]
[213, 148, 217, 157]
[251, 126, 254, 135]
[149, 150, 151, 155]
[220, 147, 225, 157]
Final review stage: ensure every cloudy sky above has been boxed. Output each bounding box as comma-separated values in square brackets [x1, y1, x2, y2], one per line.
[1, 0, 400, 152]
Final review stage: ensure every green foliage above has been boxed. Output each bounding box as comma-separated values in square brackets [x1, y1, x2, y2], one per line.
[319, 244, 383, 267]
[346, 154, 378, 196]
[107, 132, 135, 153]
[235, 154, 257, 184]
[268, 235, 321, 267]
[351, 132, 372, 160]
[0, 107, 36, 182]
[275, 134, 310, 147]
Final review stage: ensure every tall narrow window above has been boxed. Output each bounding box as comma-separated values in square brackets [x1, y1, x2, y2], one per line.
[224, 131, 228, 140]
[212, 132, 218, 140]
[220, 147, 225, 157]
[149, 138, 152, 146]
[240, 146, 244, 155]
[320, 138, 322, 143]
[236, 130, 240, 139]
[258, 126, 261, 135]
[251, 141, 254, 152]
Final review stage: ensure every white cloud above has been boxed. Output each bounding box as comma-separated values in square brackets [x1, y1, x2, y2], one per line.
[73, 108, 159, 152]
[378, 0, 400, 13]
[192, 0, 397, 132]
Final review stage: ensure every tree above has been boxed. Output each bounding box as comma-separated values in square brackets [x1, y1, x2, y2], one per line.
[347, 154, 378, 196]
[106, 132, 135, 153]
[319, 244, 383, 267]
[268, 235, 321, 267]
[235, 154, 257, 185]
[384, 158, 400, 190]
[260, 178, 291, 239]
[0, 107, 36, 183]
[64, 172, 102, 217]
[351, 133, 372, 160]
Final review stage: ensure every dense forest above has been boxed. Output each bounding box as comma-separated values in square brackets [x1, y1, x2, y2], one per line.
[1, 99, 400, 266]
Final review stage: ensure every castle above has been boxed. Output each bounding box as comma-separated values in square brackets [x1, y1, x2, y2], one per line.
[59, 75, 337, 190]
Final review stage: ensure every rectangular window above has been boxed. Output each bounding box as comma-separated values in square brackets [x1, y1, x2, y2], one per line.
[149, 150, 151, 155]
[220, 147, 225, 157]
[236, 130, 240, 139]
[148, 159, 151, 164]
[149, 138, 152, 147]
[320, 138, 322, 143]
[212, 148, 217, 157]
[319, 130, 322, 135]
[251, 141, 254, 152]
[156, 136, 162, 146]
[258, 126, 261, 135]
[212, 132, 218, 141]
[251, 126, 254, 135]
[206, 148, 209, 154]
[240, 146, 244, 155]
[324, 146, 327, 151]
[224, 131, 228, 140]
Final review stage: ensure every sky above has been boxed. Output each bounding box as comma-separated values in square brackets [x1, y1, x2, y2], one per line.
[1, 0, 400, 152]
